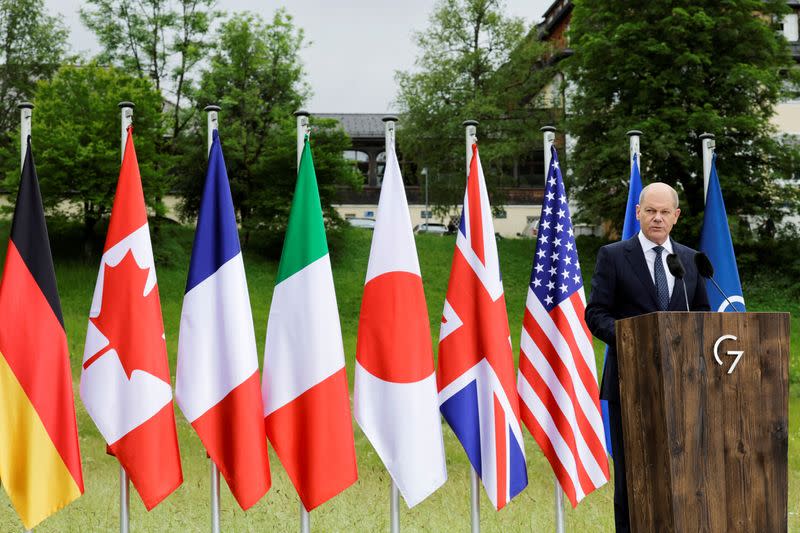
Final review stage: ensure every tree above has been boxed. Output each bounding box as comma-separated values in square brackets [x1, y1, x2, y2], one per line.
[566, 0, 800, 240]
[0, 0, 68, 172]
[395, 0, 550, 213]
[80, 0, 217, 140]
[29, 64, 164, 245]
[180, 11, 359, 247]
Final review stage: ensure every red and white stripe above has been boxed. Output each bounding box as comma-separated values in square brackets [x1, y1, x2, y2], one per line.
[517, 289, 609, 506]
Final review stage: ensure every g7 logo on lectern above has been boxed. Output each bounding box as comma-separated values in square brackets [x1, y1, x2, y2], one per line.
[713, 334, 744, 375]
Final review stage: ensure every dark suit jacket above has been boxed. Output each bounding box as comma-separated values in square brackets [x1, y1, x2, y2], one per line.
[585, 235, 710, 404]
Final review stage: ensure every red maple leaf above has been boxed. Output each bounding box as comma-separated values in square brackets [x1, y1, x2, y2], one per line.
[86, 250, 169, 383]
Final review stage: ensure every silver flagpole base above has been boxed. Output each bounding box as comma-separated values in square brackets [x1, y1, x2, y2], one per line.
[390, 480, 400, 533]
[554, 477, 565, 533]
[120, 466, 130, 533]
[470, 468, 480, 533]
[300, 501, 310, 533]
[211, 461, 220, 533]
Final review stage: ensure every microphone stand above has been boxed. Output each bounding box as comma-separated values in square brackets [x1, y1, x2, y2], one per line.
[693, 252, 742, 312]
[681, 279, 689, 311]
[666, 253, 690, 311]
[706, 275, 741, 312]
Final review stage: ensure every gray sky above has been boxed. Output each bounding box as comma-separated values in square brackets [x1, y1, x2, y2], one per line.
[46, 0, 554, 113]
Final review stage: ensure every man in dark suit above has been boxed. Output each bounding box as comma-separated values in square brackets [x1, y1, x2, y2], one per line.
[585, 182, 710, 532]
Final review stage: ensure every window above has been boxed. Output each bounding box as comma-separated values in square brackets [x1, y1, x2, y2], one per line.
[516, 153, 545, 187]
[343, 150, 369, 163]
[784, 13, 799, 42]
[376, 151, 386, 182]
[343, 150, 370, 183]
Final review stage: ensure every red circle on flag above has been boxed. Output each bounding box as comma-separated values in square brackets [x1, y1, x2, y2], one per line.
[356, 272, 435, 383]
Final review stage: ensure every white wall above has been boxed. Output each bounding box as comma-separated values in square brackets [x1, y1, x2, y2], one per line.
[783, 13, 799, 42]
[335, 204, 543, 238]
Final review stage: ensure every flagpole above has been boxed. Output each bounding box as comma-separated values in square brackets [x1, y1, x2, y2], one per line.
[18, 101, 34, 533]
[203, 104, 222, 533]
[205, 105, 220, 156]
[294, 108, 312, 533]
[380, 114, 402, 533]
[18, 102, 33, 171]
[119, 102, 134, 162]
[542, 126, 555, 173]
[627, 130, 642, 174]
[117, 101, 134, 533]
[699, 133, 715, 204]
[462, 118, 480, 533]
[541, 125, 566, 533]
[295, 109, 310, 169]
[464, 120, 478, 176]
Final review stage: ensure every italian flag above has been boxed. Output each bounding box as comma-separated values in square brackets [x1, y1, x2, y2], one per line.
[261, 137, 357, 511]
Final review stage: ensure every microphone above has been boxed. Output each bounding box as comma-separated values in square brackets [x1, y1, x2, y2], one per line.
[694, 251, 714, 278]
[694, 252, 742, 312]
[666, 253, 690, 311]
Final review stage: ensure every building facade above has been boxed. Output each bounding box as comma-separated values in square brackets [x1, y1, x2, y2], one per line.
[322, 112, 544, 238]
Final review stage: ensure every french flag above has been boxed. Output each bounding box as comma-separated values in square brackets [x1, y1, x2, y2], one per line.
[176, 130, 271, 510]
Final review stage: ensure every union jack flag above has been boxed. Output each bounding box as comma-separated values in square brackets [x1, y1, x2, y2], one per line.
[437, 143, 527, 510]
[516, 146, 609, 506]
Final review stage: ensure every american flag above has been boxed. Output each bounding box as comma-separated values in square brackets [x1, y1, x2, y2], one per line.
[516, 146, 609, 506]
[438, 143, 528, 510]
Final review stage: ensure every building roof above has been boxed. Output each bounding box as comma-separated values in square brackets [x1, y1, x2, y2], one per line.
[538, 0, 573, 39]
[315, 113, 394, 139]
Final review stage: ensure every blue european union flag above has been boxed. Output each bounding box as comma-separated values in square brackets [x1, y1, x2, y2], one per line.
[698, 155, 745, 312]
[621, 153, 643, 239]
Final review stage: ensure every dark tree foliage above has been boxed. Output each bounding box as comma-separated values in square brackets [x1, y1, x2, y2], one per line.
[566, 0, 800, 240]
[29, 64, 164, 243]
[80, 0, 218, 207]
[0, 0, 68, 179]
[80, 0, 217, 140]
[178, 11, 359, 248]
[395, 0, 552, 216]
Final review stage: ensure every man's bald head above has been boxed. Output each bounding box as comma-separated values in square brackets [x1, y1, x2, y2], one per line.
[636, 182, 681, 244]
[639, 182, 679, 209]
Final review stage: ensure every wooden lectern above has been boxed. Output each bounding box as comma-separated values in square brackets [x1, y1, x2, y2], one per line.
[616, 312, 789, 533]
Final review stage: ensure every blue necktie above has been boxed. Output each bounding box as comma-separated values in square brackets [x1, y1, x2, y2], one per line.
[654, 246, 669, 311]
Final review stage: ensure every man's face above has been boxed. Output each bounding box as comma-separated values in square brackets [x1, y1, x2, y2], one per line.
[636, 185, 680, 245]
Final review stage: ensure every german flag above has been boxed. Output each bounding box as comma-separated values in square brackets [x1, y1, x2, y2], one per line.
[0, 138, 83, 529]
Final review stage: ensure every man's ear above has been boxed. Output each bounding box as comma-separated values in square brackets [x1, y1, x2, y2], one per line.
[635, 204, 641, 221]
[674, 207, 681, 221]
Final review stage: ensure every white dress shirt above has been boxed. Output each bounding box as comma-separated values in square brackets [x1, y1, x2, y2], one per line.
[637, 231, 675, 298]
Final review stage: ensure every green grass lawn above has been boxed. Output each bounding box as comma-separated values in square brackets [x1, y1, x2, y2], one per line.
[0, 225, 798, 532]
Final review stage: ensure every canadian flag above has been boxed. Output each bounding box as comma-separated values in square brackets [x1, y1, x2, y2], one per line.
[80, 128, 182, 509]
